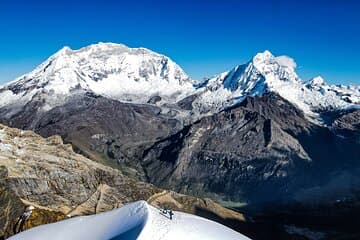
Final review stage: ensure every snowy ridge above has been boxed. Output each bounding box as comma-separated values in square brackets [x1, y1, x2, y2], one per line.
[193, 51, 360, 118]
[9, 201, 250, 240]
[0, 43, 359, 121]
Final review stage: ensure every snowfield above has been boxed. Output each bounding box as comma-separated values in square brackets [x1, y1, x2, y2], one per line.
[9, 201, 250, 240]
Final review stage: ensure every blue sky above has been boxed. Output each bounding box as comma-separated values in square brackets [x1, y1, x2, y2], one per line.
[0, 0, 359, 85]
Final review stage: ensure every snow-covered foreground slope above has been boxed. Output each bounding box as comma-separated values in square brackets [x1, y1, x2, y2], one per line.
[9, 201, 250, 240]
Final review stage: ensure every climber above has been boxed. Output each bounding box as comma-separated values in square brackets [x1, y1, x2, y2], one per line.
[161, 205, 169, 214]
[169, 209, 174, 220]
[13, 205, 35, 234]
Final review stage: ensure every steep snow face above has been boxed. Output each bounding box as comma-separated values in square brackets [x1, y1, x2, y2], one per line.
[9, 201, 250, 240]
[193, 51, 360, 118]
[192, 50, 302, 113]
[0, 43, 194, 111]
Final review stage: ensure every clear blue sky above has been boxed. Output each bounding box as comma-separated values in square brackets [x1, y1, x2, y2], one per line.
[0, 0, 359, 85]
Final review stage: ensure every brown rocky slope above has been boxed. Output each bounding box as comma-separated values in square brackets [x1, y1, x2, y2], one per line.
[0, 124, 244, 239]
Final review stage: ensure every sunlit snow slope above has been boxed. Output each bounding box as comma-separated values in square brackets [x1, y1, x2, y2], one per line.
[0, 42, 194, 111]
[9, 201, 250, 240]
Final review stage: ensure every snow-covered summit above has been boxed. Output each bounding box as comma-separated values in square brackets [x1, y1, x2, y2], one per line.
[193, 50, 360, 118]
[9, 201, 250, 240]
[305, 76, 360, 107]
[0, 42, 194, 110]
[307, 76, 326, 88]
[0, 45, 359, 121]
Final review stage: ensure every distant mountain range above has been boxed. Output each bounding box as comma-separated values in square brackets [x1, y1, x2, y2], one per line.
[0, 42, 359, 215]
[1, 43, 359, 121]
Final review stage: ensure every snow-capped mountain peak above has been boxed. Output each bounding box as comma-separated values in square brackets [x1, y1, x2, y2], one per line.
[192, 50, 301, 112]
[0, 43, 195, 112]
[56, 45, 72, 54]
[251, 50, 300, 85]
[0, 44, 359, 123]
[309, 76, 326, 87]
[193, 50, 359, 119]
[253, 49, 273, 60]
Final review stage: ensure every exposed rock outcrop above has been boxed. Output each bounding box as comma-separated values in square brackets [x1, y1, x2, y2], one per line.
[142, 94, 313, 204]
[0, 124, 245, 238]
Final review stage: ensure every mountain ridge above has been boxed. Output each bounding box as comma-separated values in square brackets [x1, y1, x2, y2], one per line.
[0, 42, 359, 123]
[193, 50, 360, 120]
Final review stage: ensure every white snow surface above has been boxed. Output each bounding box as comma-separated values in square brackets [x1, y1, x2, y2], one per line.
[193, 50, 360, 118]
[0, 43, 359, 120]
[0, 42, 194, 110]
[9, 201, 250, 240]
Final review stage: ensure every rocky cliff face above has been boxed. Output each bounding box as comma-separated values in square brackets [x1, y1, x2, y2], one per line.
[142, 94, 313, 204]
[1, 91, 360, 210]
[0, 92, 187, 178]
[141, 93, 360, 207]
[0, 124, 159, 213]
[0, 124, 245, 238]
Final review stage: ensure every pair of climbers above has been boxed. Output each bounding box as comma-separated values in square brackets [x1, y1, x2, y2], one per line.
[161, 205, 174, 220]
[13, 205, 35, 234]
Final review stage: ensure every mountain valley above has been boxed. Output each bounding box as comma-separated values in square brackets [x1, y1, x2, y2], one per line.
[0, 43, 359, 239]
